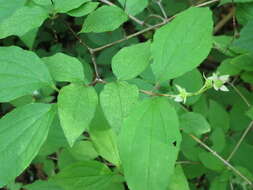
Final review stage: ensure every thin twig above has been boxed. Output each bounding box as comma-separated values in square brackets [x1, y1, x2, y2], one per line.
[227, 121, 253, 162]
[214, 8, 235, 34]
[144, 14, 166, 23]
[93, 18, 172, 52]
[140, 89, 174, 97]
[195, 0, 220, 7]
[156, 0, 168, 19]
[176, 161, 200, 165]
[229, 82, 252, 107]
[190, 134, 253, 186]
[98, 0, 146, 26]
[64, 22, 101, 81]
[230, 181, 234, 190]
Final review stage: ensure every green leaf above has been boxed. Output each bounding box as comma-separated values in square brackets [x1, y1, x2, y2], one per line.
[100, 81, 139, 134]
[0, 0, 26, 21]
[25, 180, 63, 190]
[230, 53, 253, 71]
[151, 7, 213, 82]
[58, 141, 99, 170]
[43, 53, 86, 83]
[38, 115, 68, 156]
[89, 106, 121, 167]
[0, 46, 54, 102]
[20, 28, 39, 50]
[68, 2, 99, 17]
[233, 21, 253, 53]
[0, 4, 49, 39]
[241, 71, 253, 84]
[117, 0, 148, 15]
[112, 41, 151, 80]
[119, 98, 181, 190]
[199, 152, 224, 171]
[208, 100, 230, 132]
[236, 3, 253, 25]
[53, 161, 124, 190]
[246, 106, 253, 120]
[217, 58, 242, 76]
[210, 128, 226, 153]
[0, 103, 56, 187]
[210, 173, 230, 190]
[221, 0, 253, 5]
[168, 165, 190, 190]
[81, 6, 128, 33]
[54, 0, 90, 13]
[58, 83, 98, 146]
[180, 112, 210, 136]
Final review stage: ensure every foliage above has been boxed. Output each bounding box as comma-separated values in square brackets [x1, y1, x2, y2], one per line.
[0, 0, 253, 190]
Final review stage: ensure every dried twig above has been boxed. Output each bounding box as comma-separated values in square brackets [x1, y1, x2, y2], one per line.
[195, 0, 220, 7]
[190, 134, 253, 186]
[227, 121, 253, 162]
[155, 0, 168, 19]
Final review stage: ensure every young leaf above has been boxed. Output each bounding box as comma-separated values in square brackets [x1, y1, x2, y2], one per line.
[81, 6, 128, 33]
[43, 53, 86, 83]
[0, 46, 54, 102]
[180, 112, 210, 136]
[100, 81, 139, 134]
[0, 103, 56, 187]
[117, 0, 148, 16]
[54, 0, 90, 13]
[58, 84, 98, 146]
[67, 2, 99, 17]
[53, 161, 124, 190]
[89, 106, 121, 167]
[119, 98, 181, 190]
[112, 41, 151, 80]
[0, 4, 49, 39]
[151, 7, 213, 82]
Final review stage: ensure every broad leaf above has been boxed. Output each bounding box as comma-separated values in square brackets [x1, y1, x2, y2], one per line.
[100, 81, 139, 134]
[180, 112, 210, 136]
[0, 103, 56, 187]
[119, 98, 181, 190]
[112, 41, 151, 80]
[20, 28, 39, 50]
[168, 165, 190, 190]
[117, 0, 148, 15]
[0, 3, 49, 39]
[81, 6, 128, 33]
[233, 21, 253, 53]
[89, 106, 121, 167]
[53, 161, 124, 190]
[208, 100, 229, 132]
[54, 0, 90, 13]
[151, 7, 213, 82]
[237, 3, 253, 25]
[25, 180, 63, 190]
[58, 83, 98, 146]
[43, 53, 86, 83]
[230, 53, 253, 71]
[0, 46, 54, 102]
